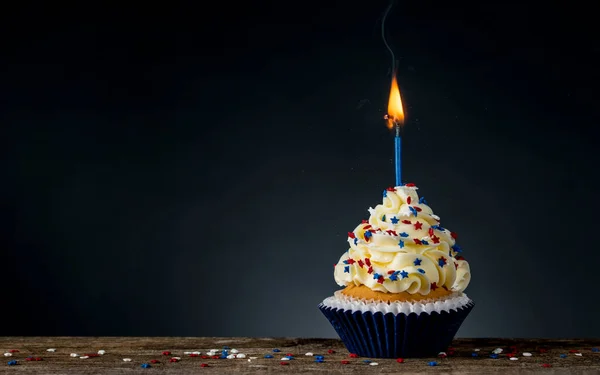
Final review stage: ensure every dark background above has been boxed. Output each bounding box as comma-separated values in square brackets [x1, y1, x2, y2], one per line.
[2, 1, 599, 338]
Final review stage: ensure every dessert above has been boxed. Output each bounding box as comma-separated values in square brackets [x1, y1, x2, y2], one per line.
[319, 184, 474, 358]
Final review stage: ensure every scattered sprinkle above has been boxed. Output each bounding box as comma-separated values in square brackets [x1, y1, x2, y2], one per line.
[575, 353, 583, 356]
[7, 360, 17, 366]
[510, 357, 519, 361]
[46, 348, 56, 352]
[264, 355, 273, 359]
[493, 348, 503, 354]
[3, 353, 11, 357]
[560, 354, 567, 358]
[226, 354, 236, 359]
[592, 348, 599, 352]
[523, 352, 532, 357]
[98, 350, 106, 355]
[428, 361, 438, 366]
[341, 360, 349, 364]
[162, 351, 171, 356]
[396, 358, 404, 363]
[183, 351, 192, 355]
[471, 352, 478, 357]
[473, 348, 480, 352]
[542, 363, 552, 368]
[438, 352, 447, 358]
[280, 357, 290, 361]
[249, 357, 258, 360]
[170, 358, 179, 362]
[369, 362, 379, 366]
[123, 358, 132, 362]
[149, 359, 160, 364]
[315, 358, 324, 363]
[315, 355, 324, 360]
[569, 349, 579, 353]
[200, 363, 209, 367]
[327, 349, 335, 354]
[70, 353, 79, 357]
[172, 357, 181, 360]
[273, 349, 281, 353]
[230, 349, 239, 354]
[349, 353, 359, 358]
[490, 354, 499, 359]
[363, 359, 371, 364]
[236, 353, 246, 359]
[80, 356, 90, 359]
[305, 352, 314, 356]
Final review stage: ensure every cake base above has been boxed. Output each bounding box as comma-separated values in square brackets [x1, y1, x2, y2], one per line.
[341, 284, 455, 303]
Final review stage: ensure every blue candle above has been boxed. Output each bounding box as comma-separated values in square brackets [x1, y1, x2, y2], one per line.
[395, 128, 401, 186]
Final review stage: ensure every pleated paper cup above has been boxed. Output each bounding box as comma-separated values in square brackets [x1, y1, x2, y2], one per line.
[319, 291, 474, 358]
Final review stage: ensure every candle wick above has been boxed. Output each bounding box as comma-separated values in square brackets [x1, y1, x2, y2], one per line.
[395, 124, 400, 137]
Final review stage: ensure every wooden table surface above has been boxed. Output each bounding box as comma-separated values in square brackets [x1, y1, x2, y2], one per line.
[1, 337, 599, 374]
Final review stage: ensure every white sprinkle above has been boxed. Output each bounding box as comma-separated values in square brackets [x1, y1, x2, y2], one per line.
[4, 353, 12, 357]
[438, 352, 446, 356]
[474, 348, 481, 352]
[70, 353, 79, 357]
[226, 354, 236, 359]
[370, 362, 379, 366]
[230, 349, 239, 354]
[247, 359, 252, 362]
[173, 357, 181, 360]
[211, 349, 220, 352]
[280, 357, 290, 361]
[522, 352, 532, 357]
[98, 350, 106, 355]
[47, 348, 56, 352]
[249, 357, 258, 360]
[123, 358, 132, 362]
[305, 352, 314, 356]
[236, 353, 246, 359]
[493, 348, 503, 354]
[80, 356, 90, 359]
[575, 353, 583, 356]
[183, 351, 192, 355]
[510, 357, 519, 361]
[192, 351, 201, 355]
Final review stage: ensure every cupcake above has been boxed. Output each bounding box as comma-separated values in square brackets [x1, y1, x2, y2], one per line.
[319, 184, 473, 358]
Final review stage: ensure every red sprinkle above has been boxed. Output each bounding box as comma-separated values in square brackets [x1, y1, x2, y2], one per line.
[162, 351, 171, 356]
[414, 206, 422, 212]
[286, 353, 294, 357]
[362, 220, 368, 224]
[189, 354, 199, 357]
[26, 357, 34, 361]
[170, 358, 179, 362]
[8, 350, 19, 353]
[84, 354, 100, 358]
[438, 352, 447, 358]
[364, 258, 371, 267]
[341, 360, 350, 364]
[35, 357, 43, 361]
[428, 228, 434, 236]
[346, 259, 355, 265]
[569, 349, 579, 353]
[448, 350, 455, 356]
[414, 221, 423, 230]
[211, 355, 220, 359]
[280, 361, 289, 365]
[357, 260, 364, 268]
[200, 363, 209, 367]
[541, 363, 552, 368]
[349, 353, 359, 358]
[348, 232, 355, 239]
[367, 266, 373, 274]
[407, 196, 412, 204]
[386, 187, 396, 191]
[327, 350, 335, 354]
[377, 275, 385, 284]
[539, 348, 548, 353]
[413, 238, 422, 245]
[387, 270, 396, 274]
[396, 358, 404, 363]
[150, 359, 160, 364]
[404, 183, 416, 187]
[402, 220, 412, 224]
[363, 225, 372, 230]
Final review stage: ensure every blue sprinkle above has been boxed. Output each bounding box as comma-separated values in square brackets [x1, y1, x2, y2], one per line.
[560, 354, 567, 358]
[390, 217, 399, 224]
[315, 355, 324, 359]
[373, 273, 381, 280]
[389, 273, 398, 281]
[421, 240, 429, 245]
[265, 354, 274, 358]
[353, 238, 358, 245]
[418, 268, 425, 274]
[382, 215, 386, 221]
[344, 266, 350, 273]
[472, 352, 478, 357]
[363, 360, 371, 364]
[409, 206, 418, 216]
[400, 270, 409, 279]
[273, 349, 281, 352]
[419, 196, 427, 204]
[220, 355, 227, 359]
[489, 354, 499, 359]
[383, 190, 387, 197]
[141, 363, 151, 368]
[399, 232, 409, 237]
[315, 359, 324, 363]
[428, 361, 438, 366]
[398, 240, 404, 249]
[593, 348, 599, 352]
[222, 350, 228, 355]
[7, 360, 17, 366]
[284, 356, 294, 360]
[343, 260, 348, 264]
[452, 244, 463, 253]
[414, 258, 422, 266]
[364, 231, 372, 239]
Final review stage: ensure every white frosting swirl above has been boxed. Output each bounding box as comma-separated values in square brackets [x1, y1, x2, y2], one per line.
[334, 185, 471, 295]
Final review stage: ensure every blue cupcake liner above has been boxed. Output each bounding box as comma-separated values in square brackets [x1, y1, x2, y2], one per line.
[319, 298, 474, 358]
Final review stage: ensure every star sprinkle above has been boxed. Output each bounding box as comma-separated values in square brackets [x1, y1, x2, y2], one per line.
[344, 266, 349, 273]
[431, 282, 438, 291]
[431, 235, 440, 244]
[451, 244, 462, 253]
[398, 240, 405, 248]
[382, 190, 387, 198]
[438, 256, 447, 267]
[414, 221, 423, 230]
[364, 231, 372, 241]
[400, 270, 409, 279]
[390, 217, 399, 224]
[414, 258, 422, 266]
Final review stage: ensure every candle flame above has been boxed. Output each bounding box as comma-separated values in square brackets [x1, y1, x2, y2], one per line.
[385, 74, 405, 129]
